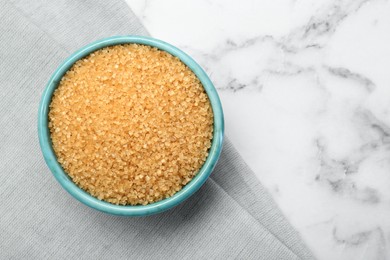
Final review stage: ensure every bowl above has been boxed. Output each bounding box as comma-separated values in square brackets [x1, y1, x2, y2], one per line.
[38, 35, 224, 216]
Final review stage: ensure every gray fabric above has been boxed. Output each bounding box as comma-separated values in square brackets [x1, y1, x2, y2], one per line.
[0, 0, 315, 259]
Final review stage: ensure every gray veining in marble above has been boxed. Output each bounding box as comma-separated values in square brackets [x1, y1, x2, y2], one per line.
[127, 0, 390, 259]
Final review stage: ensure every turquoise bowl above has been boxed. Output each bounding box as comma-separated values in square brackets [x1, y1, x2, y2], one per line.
[38, 36, 224, 216]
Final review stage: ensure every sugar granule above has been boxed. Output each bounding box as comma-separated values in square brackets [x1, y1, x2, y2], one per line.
[49, 44, 213, 205]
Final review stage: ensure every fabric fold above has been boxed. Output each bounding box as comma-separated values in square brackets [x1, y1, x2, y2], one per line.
[0, 0, 314, 259]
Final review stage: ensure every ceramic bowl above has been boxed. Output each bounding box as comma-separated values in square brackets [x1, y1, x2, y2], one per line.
[38, 35, 224, 216]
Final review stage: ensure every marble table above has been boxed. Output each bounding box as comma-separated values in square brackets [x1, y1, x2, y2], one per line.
[126, 0, 390, 259]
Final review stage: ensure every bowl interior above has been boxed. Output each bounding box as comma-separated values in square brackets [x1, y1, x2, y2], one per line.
[38, 35, 224, 216]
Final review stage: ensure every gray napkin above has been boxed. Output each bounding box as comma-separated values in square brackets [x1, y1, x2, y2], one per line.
[0, 0, 314, 259]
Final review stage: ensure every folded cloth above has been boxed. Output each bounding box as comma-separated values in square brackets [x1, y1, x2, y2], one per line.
[0, 0, 315, 259]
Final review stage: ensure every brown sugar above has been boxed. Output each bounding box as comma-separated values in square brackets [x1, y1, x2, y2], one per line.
[48, 44, 213, 205]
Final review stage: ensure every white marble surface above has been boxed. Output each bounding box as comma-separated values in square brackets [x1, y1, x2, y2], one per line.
[126, 0, 390, 259]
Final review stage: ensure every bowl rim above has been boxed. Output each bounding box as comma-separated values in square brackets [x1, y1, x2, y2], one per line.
[37, 35, 224, 216]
